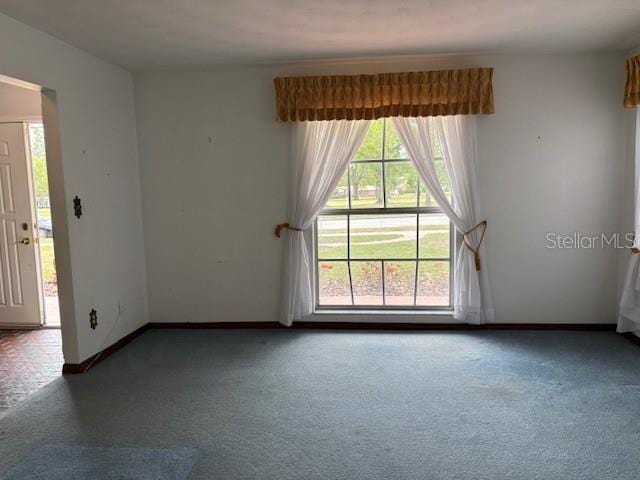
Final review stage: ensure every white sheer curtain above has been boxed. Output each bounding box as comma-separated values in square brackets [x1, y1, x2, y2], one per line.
[618, 252, 640, 334]
[617, 167, 640, 334]
[393, 115, 494, 324]
[279, 120, 370, 326]
[618, 110, 640, 334]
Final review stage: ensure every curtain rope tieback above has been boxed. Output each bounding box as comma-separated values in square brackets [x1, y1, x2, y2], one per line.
[274, 222, 303, 238]
[462, 220, 488, 271]
[630, 233, 640, 253]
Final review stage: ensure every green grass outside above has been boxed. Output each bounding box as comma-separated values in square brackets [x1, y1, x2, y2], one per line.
[319, 231, 450, 260]
[35, 208, 55, 284]
[39, 237, 56, 283]
[321, 234, 403, 244]
[327, 193, 438, 209]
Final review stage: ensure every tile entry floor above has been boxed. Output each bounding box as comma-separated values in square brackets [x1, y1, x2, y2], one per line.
[0, 329, 63, 413]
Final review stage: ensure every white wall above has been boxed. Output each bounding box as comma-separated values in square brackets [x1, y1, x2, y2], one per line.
[0, 13, 148, 363]
[134, 52, 626, 325]
[0, 82, 41, 121]
[479, 54, 625, 324]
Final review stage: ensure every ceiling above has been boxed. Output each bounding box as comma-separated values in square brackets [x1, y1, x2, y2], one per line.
[1, 0, 640, 71]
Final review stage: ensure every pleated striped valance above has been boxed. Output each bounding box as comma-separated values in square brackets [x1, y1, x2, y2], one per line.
[273, 68, 494, 122]
[625, 55, 640, 107]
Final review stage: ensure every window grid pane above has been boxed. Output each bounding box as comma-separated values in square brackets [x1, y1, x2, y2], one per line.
[416, 261, 450, 306]
[350, 162, 383, 209]
[316, 119, 452, 310]
[385, 161, 419, 208]
[318, 261, 352, 306]
[352, 261, 383, 305]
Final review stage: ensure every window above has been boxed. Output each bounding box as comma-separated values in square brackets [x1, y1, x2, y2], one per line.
[315, 119, 453, 310]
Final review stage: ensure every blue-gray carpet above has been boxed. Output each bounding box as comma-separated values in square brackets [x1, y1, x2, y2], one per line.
[1, 445, 199, 480]
[0, 329, 639, 479]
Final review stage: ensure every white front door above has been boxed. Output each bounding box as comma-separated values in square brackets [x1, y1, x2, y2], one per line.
[0, 123, 42, 326]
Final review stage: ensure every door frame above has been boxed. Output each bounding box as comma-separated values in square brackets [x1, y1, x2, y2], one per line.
[0, 74, 77, 362]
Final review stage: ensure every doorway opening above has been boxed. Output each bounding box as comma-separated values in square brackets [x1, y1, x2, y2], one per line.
[0, 74, 67, 413]
[27, 122, 59, 327]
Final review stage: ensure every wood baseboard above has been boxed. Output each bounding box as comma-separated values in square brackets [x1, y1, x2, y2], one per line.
[148, 321, 617, 331]
[61, 321, 621, 374]
[62, 324, 149, 374]
[147, 322, 283, 329]
[621, 332, 640, 347]
[296, 322, 617, 331]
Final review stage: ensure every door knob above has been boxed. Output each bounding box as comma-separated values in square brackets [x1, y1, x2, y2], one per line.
[15, 237, 31, 245]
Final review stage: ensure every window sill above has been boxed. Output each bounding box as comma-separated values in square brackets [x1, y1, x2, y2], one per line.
[314, 308, 452, 315]
[308, 309, 456, 323]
